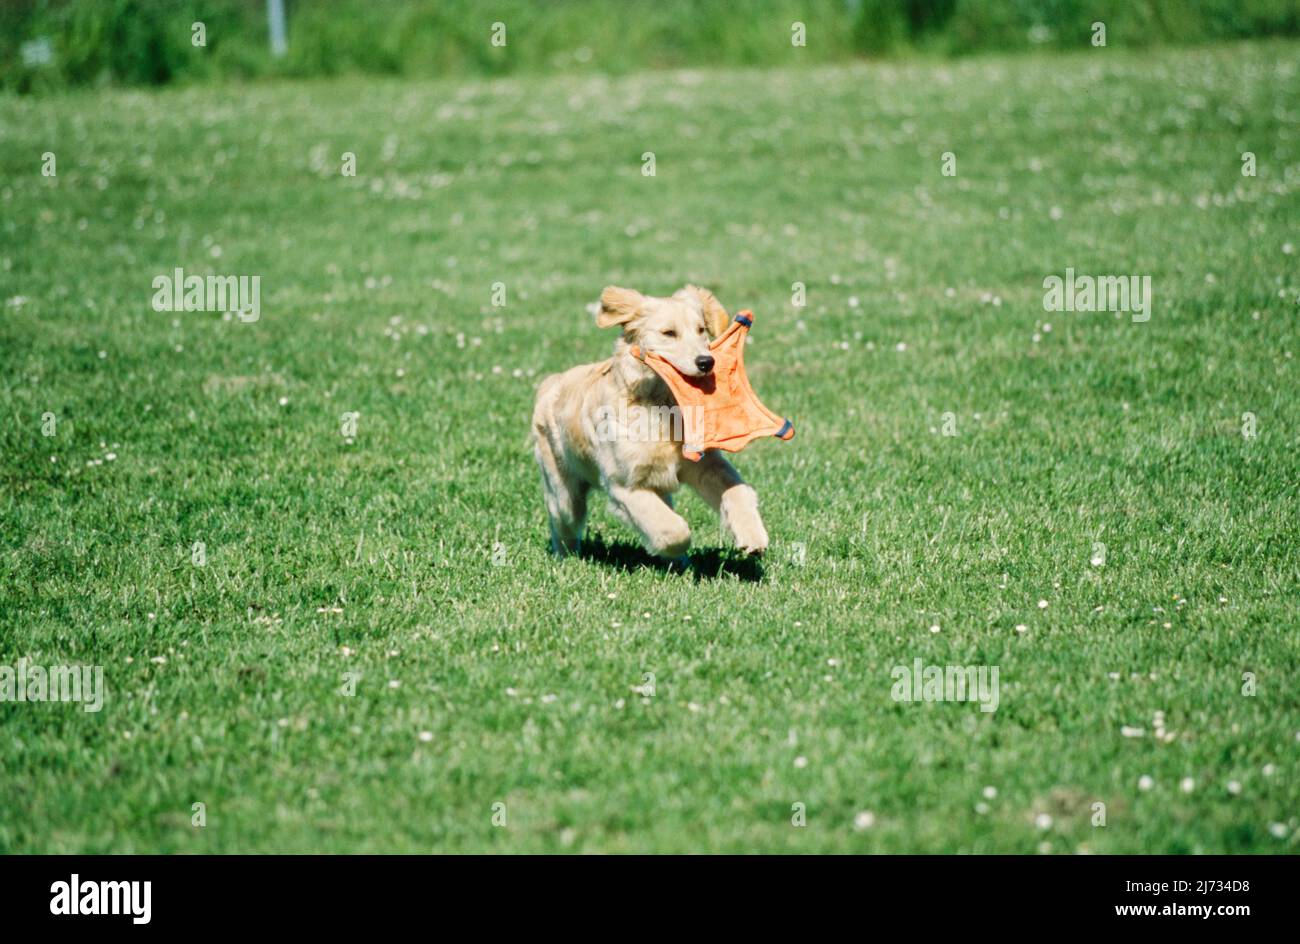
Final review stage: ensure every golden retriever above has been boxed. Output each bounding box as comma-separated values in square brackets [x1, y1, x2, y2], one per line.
[532, 285, 769, 560]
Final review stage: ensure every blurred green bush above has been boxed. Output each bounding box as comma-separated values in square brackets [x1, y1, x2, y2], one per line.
[3, 0, 1297, 92]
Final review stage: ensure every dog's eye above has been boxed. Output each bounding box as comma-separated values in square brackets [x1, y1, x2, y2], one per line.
[698, 326, 707, 334]
[663, 329, 677, 338]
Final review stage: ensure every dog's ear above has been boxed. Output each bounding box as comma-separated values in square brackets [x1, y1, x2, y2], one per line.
[681, 285, 730, 338]
[597, 286, 645, 328]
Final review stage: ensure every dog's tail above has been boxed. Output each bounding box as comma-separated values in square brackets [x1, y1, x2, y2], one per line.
[527, 372, 562, 451]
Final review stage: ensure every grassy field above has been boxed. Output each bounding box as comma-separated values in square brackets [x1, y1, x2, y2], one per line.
[8, 0, 1298, 92]
[2, 41, 1298, 854]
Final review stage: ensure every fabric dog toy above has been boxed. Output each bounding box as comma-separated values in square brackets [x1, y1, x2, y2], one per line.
[629, 310, 795, 461]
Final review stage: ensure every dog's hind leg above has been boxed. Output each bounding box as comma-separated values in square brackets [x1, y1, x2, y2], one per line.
[534, 436, 588, 556]
[680, 452, 768, 556]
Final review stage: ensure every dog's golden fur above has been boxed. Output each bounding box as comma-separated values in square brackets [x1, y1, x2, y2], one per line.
[532, 285, 768, 559]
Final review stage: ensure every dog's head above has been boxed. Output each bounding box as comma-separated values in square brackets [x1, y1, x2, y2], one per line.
[597, 285, 730, 378]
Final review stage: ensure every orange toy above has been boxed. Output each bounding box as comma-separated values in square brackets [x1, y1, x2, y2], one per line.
[629, 310, 795, 461]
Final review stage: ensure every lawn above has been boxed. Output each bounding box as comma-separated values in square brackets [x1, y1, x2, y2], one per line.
[1, 40, 1297, 853]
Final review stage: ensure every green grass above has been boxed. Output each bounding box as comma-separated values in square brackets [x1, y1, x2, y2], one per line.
[1, 40, 1298, 853]
[7, 0, 1300, 93]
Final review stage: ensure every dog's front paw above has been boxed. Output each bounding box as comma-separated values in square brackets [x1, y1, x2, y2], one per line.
[735, 529, 768, 557]
[646, 521, 691, 559]
[720, 484, 768, 557]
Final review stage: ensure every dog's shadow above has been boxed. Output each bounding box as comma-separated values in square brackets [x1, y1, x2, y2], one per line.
[575, 534, 765, 583]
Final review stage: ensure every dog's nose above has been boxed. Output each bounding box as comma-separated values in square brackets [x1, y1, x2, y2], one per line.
[695, 355, 715, 374]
